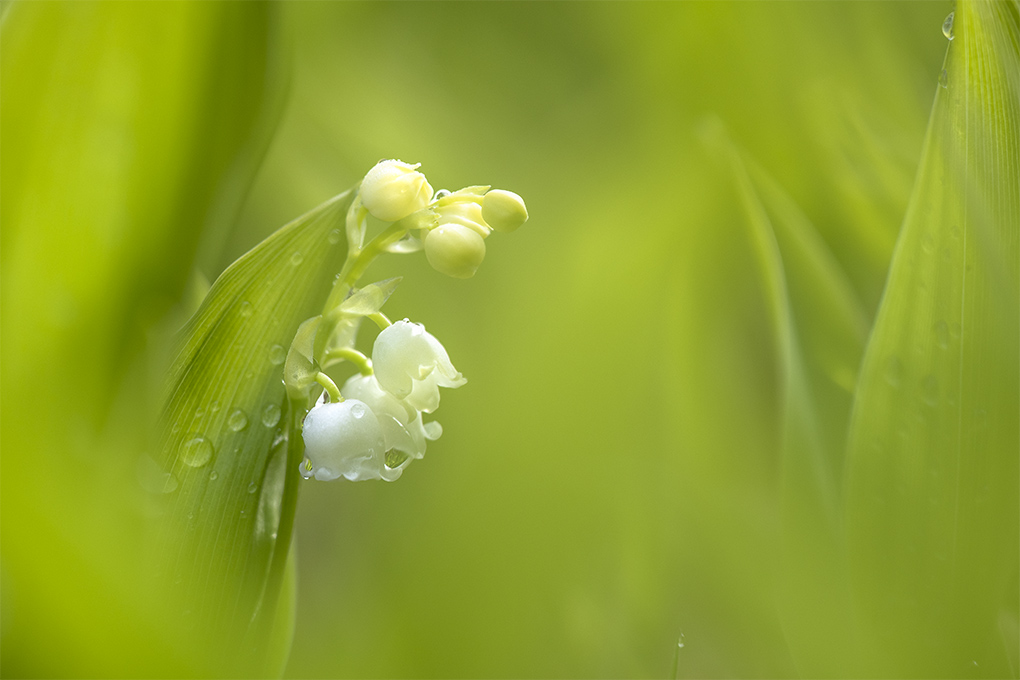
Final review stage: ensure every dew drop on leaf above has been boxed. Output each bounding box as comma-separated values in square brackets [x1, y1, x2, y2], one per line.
[290, 251, 304, 266]
[239, 301, 253, 318]
[247, 481, 258, 494]
[228, 409, 249, 431]
[180, 436, 214, 468]
[883, 355, 903, 388]
[328, 229, 342, 245]
[942, 11, 954, 40]
[939, 69, 948, 89]
[208, 470, 219, 481]
[261, 403, 282, 427]
[934, 320, 950, 349]
[921, 374, 939, 407]
[268, 344, 286, 366]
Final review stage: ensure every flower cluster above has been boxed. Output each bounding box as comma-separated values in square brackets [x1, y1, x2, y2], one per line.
[289, 159, 527, 483]
[361, 160, 528, 279]
[300, 320, 458, 482]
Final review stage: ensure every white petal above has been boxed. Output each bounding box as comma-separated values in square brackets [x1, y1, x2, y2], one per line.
[301, 399, 386, 482]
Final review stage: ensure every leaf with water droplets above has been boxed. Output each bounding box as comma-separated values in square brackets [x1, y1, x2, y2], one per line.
[845, 1, 1019, 674]
[158, 189, 353, 674]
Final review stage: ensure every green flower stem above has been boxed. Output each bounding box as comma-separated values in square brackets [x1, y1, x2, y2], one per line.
[368, 312, 392, 330]
[323, 347, 373, 375]
[314, 372, 342, 402]
[324, 221, 409, 313]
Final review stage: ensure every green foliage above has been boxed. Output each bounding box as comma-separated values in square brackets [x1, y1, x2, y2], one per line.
[2, 1, 1017, 678]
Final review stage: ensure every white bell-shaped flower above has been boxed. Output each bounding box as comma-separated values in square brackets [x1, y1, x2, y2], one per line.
[342, 373, 443, 478]
[301, 398, 386, 481]
[373, 320, 466, 413]
[360, 159, 434, 223]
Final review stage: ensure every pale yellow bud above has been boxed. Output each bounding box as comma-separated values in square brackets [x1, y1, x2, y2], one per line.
[434, 200, 491, 238]
[360, 159, 434, 222]
[482, 190, 528, 233]
[424, 224, 486, 279]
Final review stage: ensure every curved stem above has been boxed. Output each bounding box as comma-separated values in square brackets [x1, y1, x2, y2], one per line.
[368, 312, 392, 330]
[314, 372, 342, 402]
[323, 347, 373, 375]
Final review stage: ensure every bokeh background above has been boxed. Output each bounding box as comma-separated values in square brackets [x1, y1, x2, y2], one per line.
[4, 1, 1016, 678]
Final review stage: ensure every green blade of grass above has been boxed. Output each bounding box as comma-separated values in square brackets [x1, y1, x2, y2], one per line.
[157, 191, 352, 675]
[845, 1, 1020, 675]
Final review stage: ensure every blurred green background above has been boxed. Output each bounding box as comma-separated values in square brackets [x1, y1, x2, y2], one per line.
[3, 1, 1017, 678]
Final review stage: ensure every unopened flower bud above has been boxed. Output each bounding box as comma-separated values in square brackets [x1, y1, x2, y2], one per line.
[434, 200, 490, 238]
[424, 224, 486, 279]
[360, 159, 434, 223]
[482, 190, 528, 233]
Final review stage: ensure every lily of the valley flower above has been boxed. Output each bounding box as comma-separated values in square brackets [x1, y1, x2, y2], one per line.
[341, 373, 443, 479]
[301, 398, 387, 481]
[360, 159, 434, 223]
[372, 319, 466, 413]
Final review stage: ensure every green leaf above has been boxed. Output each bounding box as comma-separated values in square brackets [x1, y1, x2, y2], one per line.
[0, 2, 283, 675]
[704, 122, 868, 675]
[158, 191, 353, 675]
[845, 1, 1020, 676]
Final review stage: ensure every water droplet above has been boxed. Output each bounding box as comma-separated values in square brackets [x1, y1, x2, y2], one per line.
[434, 189, 451, 200]
[351, 402, 366, 418]
[268, 344, 286, 366]
[921, 374, 939, 406]
[208, 470, 219, 481]
[180, 436, 214, 468]
[934, 320, 950, 349]
[942, 11, 954, 40]
[385, 449, 410, 470]
[210, 400, 221, 413]
[939, 69, 948, 88]
[159, 472, 179, 493]
[328, 229, 342, 245]
[883, 356, 903, 388]
[247, 481, 258, 494]
[290, 251, 304, 266]
[262, 403, 282, 427]
[194, 406, 205, 418]
[171, 422, 181, 434]
[921, 234, 935, 253]
[239, 301, 253, 318]
[228, 409, 249, 431]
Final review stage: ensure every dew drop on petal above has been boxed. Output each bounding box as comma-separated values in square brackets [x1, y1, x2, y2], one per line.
[268, 344, 287, 366]
[942, 11, 954, 40]
[351, 402, 366, 418]
[180, 436, 214, 468]
[228, 409, 249, 432]
[262, 403, 282, 428]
